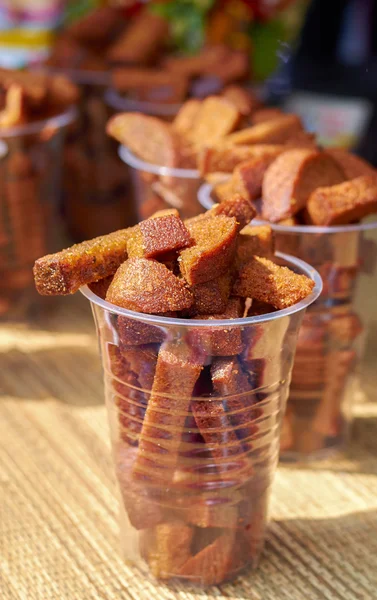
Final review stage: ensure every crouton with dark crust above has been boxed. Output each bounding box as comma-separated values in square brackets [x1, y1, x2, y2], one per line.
[233, 256, 315, 309]
[106, 258, 193, 313]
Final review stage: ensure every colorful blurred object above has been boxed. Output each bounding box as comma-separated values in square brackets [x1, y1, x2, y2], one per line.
[151, 0, 308, 79]
[0, 1, 64, 68]
[207, 0, 309, 80]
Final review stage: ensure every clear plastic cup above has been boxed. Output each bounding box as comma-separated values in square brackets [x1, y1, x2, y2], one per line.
[50, 70, 137, 241]
[198, 182, 377, 461]
[119, 145, 203, 221]
[80, 253, 321, 586]
[105, 88, 183, 122]
[0, 107, 76, 319]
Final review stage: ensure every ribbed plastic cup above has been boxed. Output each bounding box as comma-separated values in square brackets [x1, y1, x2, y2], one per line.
[0, 107, 76, 319]
[119, 145, 203, 221]
[81, 253, 321, 586]
[198, 182, 377, 461]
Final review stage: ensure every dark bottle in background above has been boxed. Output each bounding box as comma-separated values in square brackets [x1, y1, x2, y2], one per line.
[270, 0, 377, 164]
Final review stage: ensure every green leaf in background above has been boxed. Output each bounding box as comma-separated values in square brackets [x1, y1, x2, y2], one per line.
[151, 0, 215, 54]
[65, 0, 101, 24]
[250, 18, 286, 81]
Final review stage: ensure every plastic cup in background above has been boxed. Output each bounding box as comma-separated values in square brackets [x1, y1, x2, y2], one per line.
[0, 107, 76, 320]
[107, 89, 195, 222]
[198, 182, 377, 461]
[105, 88, 182, 122]
[51, 70, 137, 242]
[81, 254, 321, 586]
[119, 146, 203, 221]
[273, 222, 377, 460]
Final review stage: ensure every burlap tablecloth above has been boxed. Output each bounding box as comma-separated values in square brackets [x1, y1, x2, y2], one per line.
[1, 294, 377, 600]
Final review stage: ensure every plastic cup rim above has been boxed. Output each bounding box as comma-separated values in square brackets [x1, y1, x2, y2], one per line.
[105, 87, 183, 117]
[80, 251, 323, 327]
[198, 181, 377, 234]
[119, 145, 200, 179]
[0, 105, 77, 138]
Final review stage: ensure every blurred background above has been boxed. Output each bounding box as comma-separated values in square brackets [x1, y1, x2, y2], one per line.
[1, 0, 377, 158]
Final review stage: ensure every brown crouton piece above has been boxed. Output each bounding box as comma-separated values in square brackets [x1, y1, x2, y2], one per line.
[172, 99, 202, 136]
[183, 501, 239, 529]
[133, 342, 203, 482]
[144, 521, 194, 580]
[191, 272, 232, 315]
[212, 195, 256, 230]
[326, 148, 377, 180]
[106, 112, 180, 167]
[108, 345, 146, 445]
[163, 45, 230, 76]
[222, 114, 303, 146]
[247, 299, 276, 316]
[199, 144, 283, 175]
[127, 214, 192, 259]
[233, 256, 314, 309]
[126, 227, 147, 259]
[187, 96, 240, 148]
[305, 175, 377, 226]
[190, 297, 245, 356]
[231, 151, 283, 201]
[284, 131, 319, 150]
[236, 491, 268, 565]
[179, 215, 238, 285]
[328, 312, 363, 345]
[150, 208, 180, 219]
[191, 396, 246, 461]
[0, 85, 25, 128]
[0, 68, 48, 105]
[115, 443, 165, 530]
[213, 178, 236, 203]
[208, 49, 249, 84]
[139, 214, 192, 257]
[222, 85, 261, 116]
[251, 108, 285, 124]
[310, 350, 356, 441]
[106, 8, 168, 64]
[33, 227, 134, 295]
[106, 258, 193, 313]
[211, 356, 259, 443]
[88, 275, 114, 299]
[241, 315, 290, 391]
[67, 6, 120, 44]
[236, 225, 275, 264]
[179, 531, 235, 585]
[262, 149, 345, 222]
[111, 68, 188, 101]
[121, 344, 159, 390]
[118, 315, 166, 347]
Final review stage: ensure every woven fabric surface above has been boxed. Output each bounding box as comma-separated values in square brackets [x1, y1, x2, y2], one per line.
[1, 295, 377, 600]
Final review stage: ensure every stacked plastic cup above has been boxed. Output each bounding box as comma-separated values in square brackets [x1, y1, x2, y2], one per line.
[48, 70, 136, 241]
[0, 107, 76, 319]
[274, 222, 377, 460]
[81, 253, 321, 586]
[198, 182, 377, 461]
